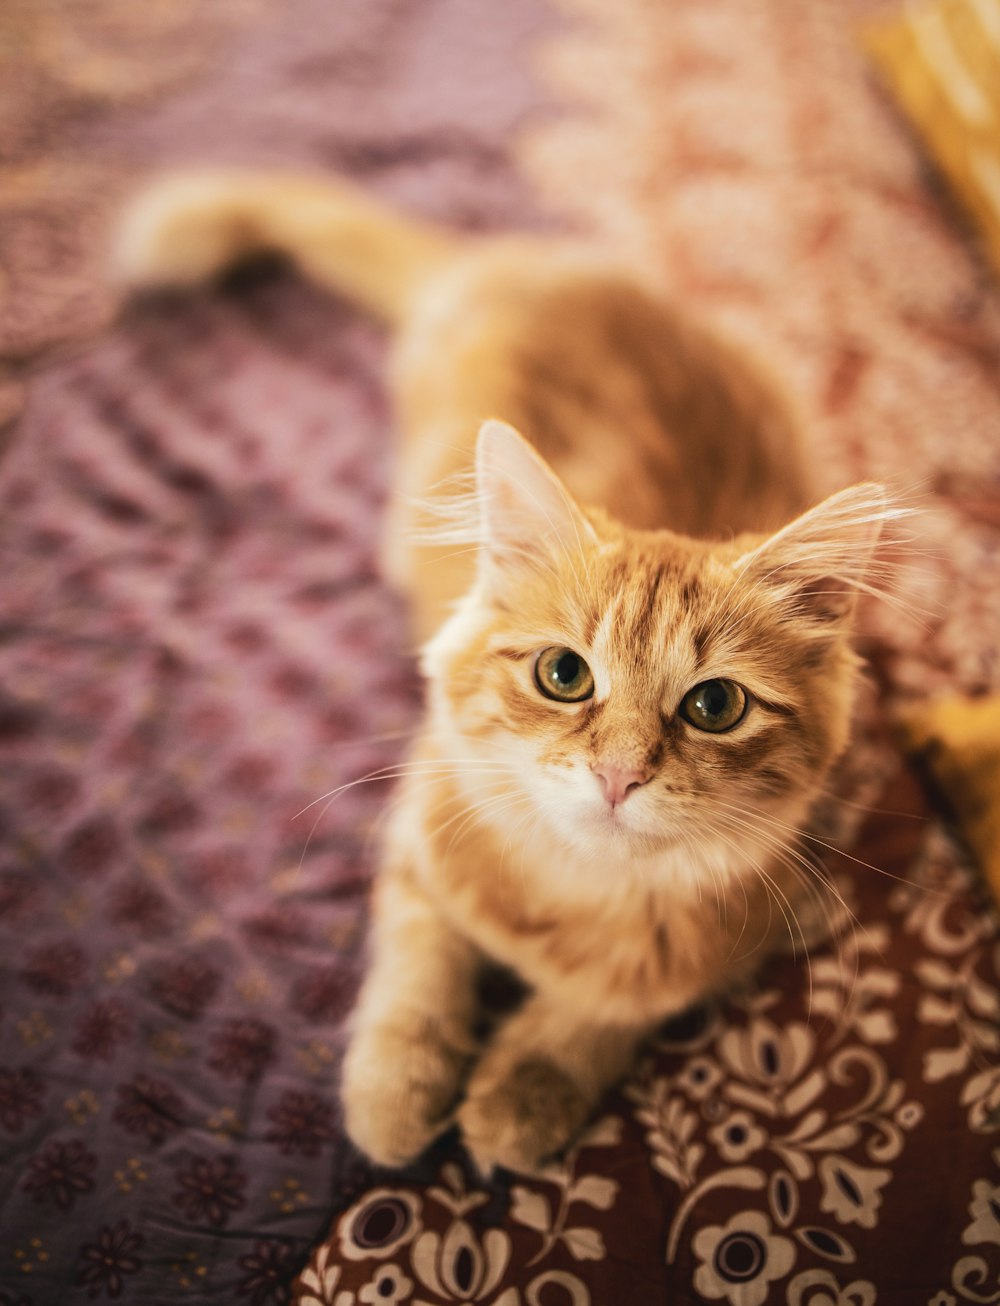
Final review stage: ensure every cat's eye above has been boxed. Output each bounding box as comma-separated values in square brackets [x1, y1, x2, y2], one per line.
[680, 679, 748, 733]
[533, 647, 595, 703]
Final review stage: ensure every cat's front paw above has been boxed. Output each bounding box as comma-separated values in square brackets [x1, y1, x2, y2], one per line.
[342, 1023, 469, 1168]
[458, 1057, 591, 1176]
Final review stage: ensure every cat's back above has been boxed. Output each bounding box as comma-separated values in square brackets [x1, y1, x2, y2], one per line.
[392, 239, 810, 542]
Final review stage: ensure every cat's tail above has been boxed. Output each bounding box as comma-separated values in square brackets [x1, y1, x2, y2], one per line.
[114, 170, 457, 325]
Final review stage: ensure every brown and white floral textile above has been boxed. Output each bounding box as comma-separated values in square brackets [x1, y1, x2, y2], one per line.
[295, 766, 1000, 1304]
[1, 1, 999, 1304]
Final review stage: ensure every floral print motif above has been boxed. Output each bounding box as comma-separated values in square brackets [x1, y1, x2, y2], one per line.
[786, 1270, 875, 1305]
[209, 1017, 278, 1083]
[108, 880, 173, 937]
[22, 1137, 97, 1209]
[20, 941, 86, 996]
[265, 1090, 335, 1156]
[238, 1240, 303, 1306]
[411, 1215, 510, 1305]
[676, 1055, 723, 1101]
[629, 1084, 704, 1188]
[75, 1220, 143, 1299]
[71, 998, 131, 1061]
[358, 1264, 413, 1304]
[962, 1067, 1000, 1134]
[290, 964, 354, 1022]
[717, 1018, 816, 1099]
[150, 956, 221, 1020]
[906, 885, 1000, 1134]
[0, 1067, 45, 1133]
[509, 1118, 621, 1266]
[692, 1209, 796, 1306]
[338, 1190, 423, 1263]
[962, 1164, 1000, 1248]
[629, 941, 927, 1275]
[61, 815, 120, 879]
[933, 1172, 1000, 1306]
[244, 907, 311, 955]
[708, 1112, 767, 1164]
[315, 1164, 598, 1306]
[296, 1244, 343, 1306]
[172, 1153, 248, 1228]
[113, 1073, 185, 1145]
[817, 1156, 891, 1230]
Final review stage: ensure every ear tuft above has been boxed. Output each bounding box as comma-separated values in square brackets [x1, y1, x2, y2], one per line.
[475, 419, 596, 570]
[736, 482, 898, 623]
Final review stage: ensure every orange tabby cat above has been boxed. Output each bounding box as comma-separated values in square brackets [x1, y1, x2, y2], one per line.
[119, 172, 891, 1175]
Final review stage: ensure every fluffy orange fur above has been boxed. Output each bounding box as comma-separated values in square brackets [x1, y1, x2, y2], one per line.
[120, 171, 893, 1175]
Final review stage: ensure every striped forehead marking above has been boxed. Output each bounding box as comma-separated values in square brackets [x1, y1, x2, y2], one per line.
[586, 563, 711, 698]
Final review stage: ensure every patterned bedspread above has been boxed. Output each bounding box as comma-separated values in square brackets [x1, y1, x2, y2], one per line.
[1, 1, 999, 1303]
[0, 275, 407, 1303]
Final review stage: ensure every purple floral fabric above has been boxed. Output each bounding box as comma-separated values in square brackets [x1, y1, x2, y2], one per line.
[0, 0, 550, 1300]
[0, 276, 410, 1302]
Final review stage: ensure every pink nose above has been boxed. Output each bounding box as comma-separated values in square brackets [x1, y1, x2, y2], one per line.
[593, 764, 649, 808]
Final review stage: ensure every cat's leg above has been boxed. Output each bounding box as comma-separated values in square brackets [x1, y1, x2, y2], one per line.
[342, 874, 481, 1167]
[457, 994, 649, 1175]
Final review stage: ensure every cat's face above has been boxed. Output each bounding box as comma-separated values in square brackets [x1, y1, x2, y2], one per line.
[422, 422, 888, 876]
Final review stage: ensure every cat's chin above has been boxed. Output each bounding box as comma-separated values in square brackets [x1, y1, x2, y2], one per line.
[546, 807, 754, 895]
[556, 801, 686, 860]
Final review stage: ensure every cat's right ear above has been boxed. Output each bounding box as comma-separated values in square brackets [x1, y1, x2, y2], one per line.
[734, 481, 896, 624]
[475, 420, 596, 574]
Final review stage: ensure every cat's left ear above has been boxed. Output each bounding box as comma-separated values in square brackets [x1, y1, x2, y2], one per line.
[475, 419, 597, 573]
[735, 482, 891, 623]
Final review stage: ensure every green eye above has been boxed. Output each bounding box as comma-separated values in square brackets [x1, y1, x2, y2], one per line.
[680, 679, 748, 732]
[534, 647, 595, 703]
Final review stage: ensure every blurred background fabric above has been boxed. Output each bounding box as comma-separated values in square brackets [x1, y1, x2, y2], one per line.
[1, 1, 1000, 1303]
[0, 0, 272, 428]
[865, 0, 1000, 276]
[0, 0, 546, 436]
